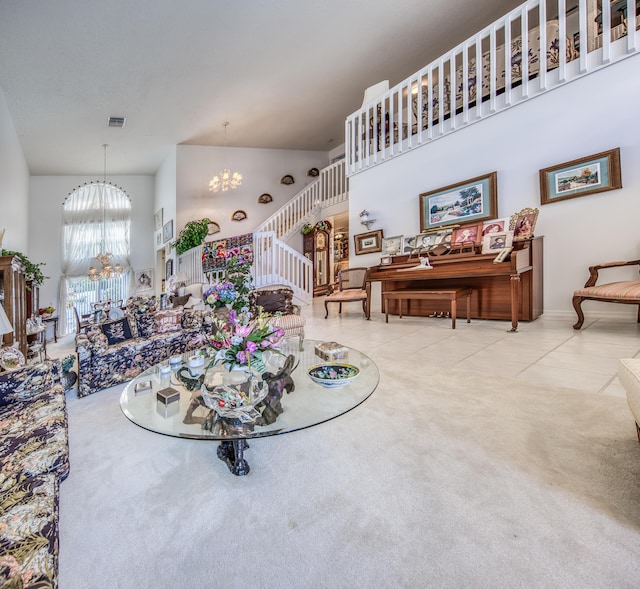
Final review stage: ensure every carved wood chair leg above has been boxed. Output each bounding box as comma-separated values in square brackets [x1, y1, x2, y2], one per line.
[637, 305, 640, 323]
[339, 303, 342, 314]
[572, 296, 585, 330]
[324, 301, 329, 319]
[636, 422, 640, 443]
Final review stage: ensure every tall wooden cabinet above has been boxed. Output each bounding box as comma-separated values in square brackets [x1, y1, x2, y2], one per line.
[0, 255, 28, 357]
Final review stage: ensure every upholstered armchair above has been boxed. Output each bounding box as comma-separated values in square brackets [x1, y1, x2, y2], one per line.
[248, 285, 305, 350]
[572, 259, 640, 329]
[324, 267, 371, 320]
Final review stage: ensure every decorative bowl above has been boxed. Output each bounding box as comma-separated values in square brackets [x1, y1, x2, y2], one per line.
[308, 363, 360, 388]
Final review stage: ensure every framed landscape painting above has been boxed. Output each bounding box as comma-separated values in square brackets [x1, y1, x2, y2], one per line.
[354, 230, 383, 255]
[419, 172, 498, 231]
[539, 148, 621, 205]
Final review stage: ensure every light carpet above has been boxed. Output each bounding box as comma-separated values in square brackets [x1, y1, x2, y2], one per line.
[58, 358, 640, 588]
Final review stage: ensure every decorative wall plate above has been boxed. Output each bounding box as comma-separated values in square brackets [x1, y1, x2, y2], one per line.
[207, 221, 221, 235]
[231, 210, 247, 222]
[0, 346, 26, 371]
[280, 174, 295, 185]
[257, 193, 273, 204]
[109, 307, 124, 320]
[307, 167, 319, 177]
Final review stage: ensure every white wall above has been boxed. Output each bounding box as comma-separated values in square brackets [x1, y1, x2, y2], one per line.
[0, 86, 29, 252]
[154, 148, 177, 291]
[176, 145, 329, 239]
[29, 175, 155, 309]
[349, 54, 640, 317]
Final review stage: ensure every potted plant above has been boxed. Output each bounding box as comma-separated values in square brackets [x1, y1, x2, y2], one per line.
[1, 249, 48, 288]
[171, 218, 215, 255]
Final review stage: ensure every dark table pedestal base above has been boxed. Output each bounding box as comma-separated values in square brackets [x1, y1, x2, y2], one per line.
[217, 440, 251, 476]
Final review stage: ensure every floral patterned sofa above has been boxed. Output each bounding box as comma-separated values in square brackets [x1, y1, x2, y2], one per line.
[0, 359, 69, 589]
[75, 306, 216, 397]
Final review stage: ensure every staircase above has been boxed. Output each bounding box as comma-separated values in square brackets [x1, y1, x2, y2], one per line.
[177, 159, 349, 305]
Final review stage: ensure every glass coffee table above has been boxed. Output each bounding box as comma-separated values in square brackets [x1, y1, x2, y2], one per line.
[120, 339, 379, 475]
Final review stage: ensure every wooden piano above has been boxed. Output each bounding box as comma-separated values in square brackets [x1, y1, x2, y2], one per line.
[368, 237, 543, 331]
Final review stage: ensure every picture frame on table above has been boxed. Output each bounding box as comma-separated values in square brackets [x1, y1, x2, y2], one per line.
[419, 171, 498, 232]
[451, 222, 482, 246]
[402, 235, 416, 254]
[135, 268, 154, 293]
[509, 208, 539, 241]
[413, 233, 435, 252]
[381, 235, 403, 256]
[481, 230, 514, 254]
[162, 220, 173, 243]
[154, 209, 163, 231]
[354, 229, 384, 255]
[482, 217, 510, 236]
[539, 147, 621, 205]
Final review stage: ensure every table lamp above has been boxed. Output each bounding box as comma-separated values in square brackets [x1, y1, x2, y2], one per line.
[0, 304, 13, 347]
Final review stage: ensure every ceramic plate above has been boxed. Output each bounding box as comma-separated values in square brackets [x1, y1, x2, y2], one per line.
[308, 363, 360, 388]
[0, 346, 26, 371]
[109, 307, 124, 320]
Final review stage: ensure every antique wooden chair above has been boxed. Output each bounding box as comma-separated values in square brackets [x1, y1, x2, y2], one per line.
[324, 267, 371, 319]
[572, 259, 640, 329]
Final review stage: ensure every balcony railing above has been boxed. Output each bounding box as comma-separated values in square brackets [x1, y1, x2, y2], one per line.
[345, 0, 639, 176]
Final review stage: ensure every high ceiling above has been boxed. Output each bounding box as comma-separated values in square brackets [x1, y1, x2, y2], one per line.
[0, 0, 523, 176]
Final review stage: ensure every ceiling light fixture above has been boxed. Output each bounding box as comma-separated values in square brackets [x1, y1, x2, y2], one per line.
[88, 144, 123, 282]
[209, 122, 242, 193]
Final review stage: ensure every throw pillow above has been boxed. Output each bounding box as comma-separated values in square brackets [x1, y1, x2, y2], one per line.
[254, 290, 294, 315]
[171, 293, 191, 307]
[155, 309, 183, 334]
[136, 313, 157, 338]
[181, 309, 202, 330]
[101, 317, 134, 345]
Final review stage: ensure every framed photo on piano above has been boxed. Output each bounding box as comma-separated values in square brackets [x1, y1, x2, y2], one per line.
[419, 172, 498, 232]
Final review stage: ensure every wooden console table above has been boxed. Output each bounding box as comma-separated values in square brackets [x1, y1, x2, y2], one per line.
[369, 237, 543, 331]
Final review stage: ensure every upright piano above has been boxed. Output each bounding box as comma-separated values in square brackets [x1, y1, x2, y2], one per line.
[368, 236, 543, 331]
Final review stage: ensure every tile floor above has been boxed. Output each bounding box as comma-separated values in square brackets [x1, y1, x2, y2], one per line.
[48, 298, 640, 398]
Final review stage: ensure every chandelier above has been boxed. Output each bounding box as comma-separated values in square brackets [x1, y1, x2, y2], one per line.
[88, 144, 123, 281]
[209, 122, 242, 192]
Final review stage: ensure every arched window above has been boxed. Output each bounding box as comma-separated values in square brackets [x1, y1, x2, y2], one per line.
[60, 182, 132, 334]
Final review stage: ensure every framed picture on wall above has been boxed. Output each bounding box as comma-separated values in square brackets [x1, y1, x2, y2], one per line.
[154, 209, 163, 231]
[354, 230, 383, 255]
[165, 259, 173, 281]
[539, 147, 622, 205]
[162, 220, 173, 243]
[419, 172, 498, 232]
[135, 268, 154, 293]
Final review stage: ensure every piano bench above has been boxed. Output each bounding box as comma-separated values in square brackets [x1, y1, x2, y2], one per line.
[382, 288, 473, 329]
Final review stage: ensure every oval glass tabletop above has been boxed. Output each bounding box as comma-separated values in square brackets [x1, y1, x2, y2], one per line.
[120, 339, 379, 441]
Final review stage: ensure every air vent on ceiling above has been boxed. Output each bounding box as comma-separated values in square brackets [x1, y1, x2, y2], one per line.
[107, 116, 126, 128]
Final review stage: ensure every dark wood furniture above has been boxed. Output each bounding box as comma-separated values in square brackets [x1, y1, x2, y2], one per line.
[324, 267, 371, 319]
[368, 237, 543, 331]
[571, 259, 640, 330]
[383, 287, 472, 329]
[0, 255, 28, 356]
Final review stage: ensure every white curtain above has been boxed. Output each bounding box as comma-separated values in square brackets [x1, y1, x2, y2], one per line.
[59, 182, 132, 334]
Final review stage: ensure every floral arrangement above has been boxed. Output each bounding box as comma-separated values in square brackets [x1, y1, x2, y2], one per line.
[300, 223, 314, 235]
[126, 295, 157, 315]
[203, 282, 237, 308]
[206, 309, 284, 372]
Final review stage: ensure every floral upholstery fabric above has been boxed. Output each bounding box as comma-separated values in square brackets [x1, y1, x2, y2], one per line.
[101, 317, 134, 345]
[76, 314, 208, 396]
[0, 360, 68, 589]
[0, 386, 69, 493]
[155, 308, 183, 334]
[0, 361, 61, 407]
[0, 473, 59, 589]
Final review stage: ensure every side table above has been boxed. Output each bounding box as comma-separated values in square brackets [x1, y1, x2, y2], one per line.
[43, 316, 58, 343]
